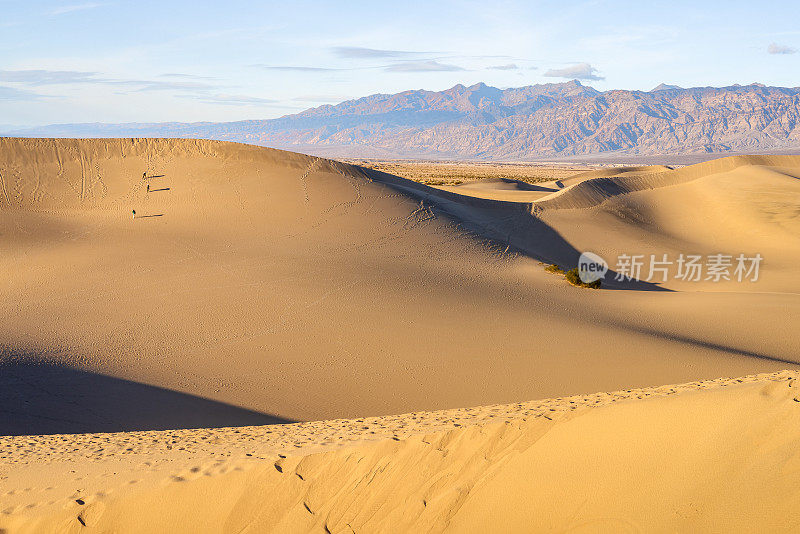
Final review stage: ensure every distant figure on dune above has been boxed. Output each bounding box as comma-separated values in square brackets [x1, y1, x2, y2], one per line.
[142, 172, 147, 180]
[146, 184, 150, 193]
[132, 209, 136, 220]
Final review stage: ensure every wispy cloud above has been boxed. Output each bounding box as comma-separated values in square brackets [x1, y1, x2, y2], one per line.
[544, 62, 604, 81]
[0, 85, 45, 101]
[292, 94, 352, 103]
[331, 46, 422, 59]
[48, 2, 109, 16]
[767, 43, 797, 55]
[257, 65, 342, 72]
[0, 69, 221, 92]
[0, 69, 102, 85]
[121, 80, 217, 92]
[0, 68, 250, 106]
[256, 59, 471, 74]
[385, 60, 464, 72]
[487, 63, 519, 70]
[158, 73, 216, 80]
[177, 93, 279, 106]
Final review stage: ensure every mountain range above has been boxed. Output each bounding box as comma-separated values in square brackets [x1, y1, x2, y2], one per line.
[6, 80, 800, 160]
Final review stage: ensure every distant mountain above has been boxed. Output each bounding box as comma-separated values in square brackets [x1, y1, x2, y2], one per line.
[650, 83, 683, 92]
[7, 81, 800, 160]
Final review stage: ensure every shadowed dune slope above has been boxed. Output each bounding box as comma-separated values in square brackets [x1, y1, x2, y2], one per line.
[1, 138, 799, 433]
[0, 358, 292, 436]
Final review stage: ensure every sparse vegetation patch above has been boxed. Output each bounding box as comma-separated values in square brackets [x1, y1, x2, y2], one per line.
[544, 264, 565, 275]
[565, 268, 602, 289]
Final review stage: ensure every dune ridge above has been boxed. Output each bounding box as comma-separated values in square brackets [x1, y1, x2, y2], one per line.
[0, 137, 369, 210]
[534, 154, 800, 211]
[1, 370, 798, 532]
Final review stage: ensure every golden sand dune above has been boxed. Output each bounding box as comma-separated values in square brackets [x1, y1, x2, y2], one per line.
[2, 138, 800, 531]
[536, 155, 800, 209]
[559, 165, 674, 182]
[1, 371, 798, 532]
[536, 156, 800, 293]
[1, 138, 799, 436]
[432, 156, 800, 292]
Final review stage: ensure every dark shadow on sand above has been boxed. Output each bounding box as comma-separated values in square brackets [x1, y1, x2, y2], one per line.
[0, 357, 293, 436]
[363, 168, 669, 292]
[610, 324, 800, 366]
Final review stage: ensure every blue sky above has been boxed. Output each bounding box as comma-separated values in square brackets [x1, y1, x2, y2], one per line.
[1, 0, 799, 126]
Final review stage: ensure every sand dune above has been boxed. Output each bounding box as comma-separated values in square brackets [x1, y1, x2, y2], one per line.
[535, 156, 800, 292]
[536, 155, 800, 209]
[2, 138, 800, 531]
[2, 371, 798, 532]
[558, 165, 673, 183]
[1, 138, 799, 436]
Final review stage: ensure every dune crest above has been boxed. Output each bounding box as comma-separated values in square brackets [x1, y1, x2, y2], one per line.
[535, 154, 800, 210]
[1, 371, 798, 532]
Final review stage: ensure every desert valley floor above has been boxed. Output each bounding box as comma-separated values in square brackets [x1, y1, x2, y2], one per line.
[1, 138, 800, 532]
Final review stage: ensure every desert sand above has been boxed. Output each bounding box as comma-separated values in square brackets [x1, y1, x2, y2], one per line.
[2, 371, 799, 532]
[1, 138, 800, 531]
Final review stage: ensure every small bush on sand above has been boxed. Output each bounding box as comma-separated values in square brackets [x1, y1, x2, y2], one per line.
[565, 268, 602, 289]
[422, 179, 464, 186]
[544, 264, 564, 275]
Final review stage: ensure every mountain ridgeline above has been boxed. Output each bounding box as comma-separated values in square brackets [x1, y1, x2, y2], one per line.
[8, 81, 800, 159]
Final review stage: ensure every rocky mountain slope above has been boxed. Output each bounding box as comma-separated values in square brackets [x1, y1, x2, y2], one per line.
[8, 81, 800, 159]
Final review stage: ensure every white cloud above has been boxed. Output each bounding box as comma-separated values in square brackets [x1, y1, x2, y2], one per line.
[0, 85, 45, 101]
[258, 65, 341, 72]
[48, 2, 109, 16]
[0, 69, 101, 85]
[121, 80, 217, 92]
[0, 69, 221, 92]
[385, 60, 464, 72]
[487, 63, 518, 70]
[768, 43, 797, 55]
[292, 94, 352, 103]
[544, 62, 604, 81]
[331, 47, 420, 59]
[178, 93, 279, 106]
[159, 73, 216, 80]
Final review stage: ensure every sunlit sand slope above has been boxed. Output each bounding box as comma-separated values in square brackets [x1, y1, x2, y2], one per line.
[1, 139, 798, 435]
[534, 155, 800, 292]
[1, 371, 798, 533]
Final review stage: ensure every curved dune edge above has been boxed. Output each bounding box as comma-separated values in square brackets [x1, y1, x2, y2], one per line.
[1, 136, 797, 215]
[0, 136, 372, 211]
[368, 154, 800, 216]
[533, 154, 800, 211]
[2, 370, 799, 533]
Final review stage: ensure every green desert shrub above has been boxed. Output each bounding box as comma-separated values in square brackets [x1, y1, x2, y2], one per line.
[565, 268, 602, 289]
[544, 264, 564, 274]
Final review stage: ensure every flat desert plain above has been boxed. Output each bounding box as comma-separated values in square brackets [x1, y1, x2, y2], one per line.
[343, 159, 599, 185]
[1, 137, 800, 532]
